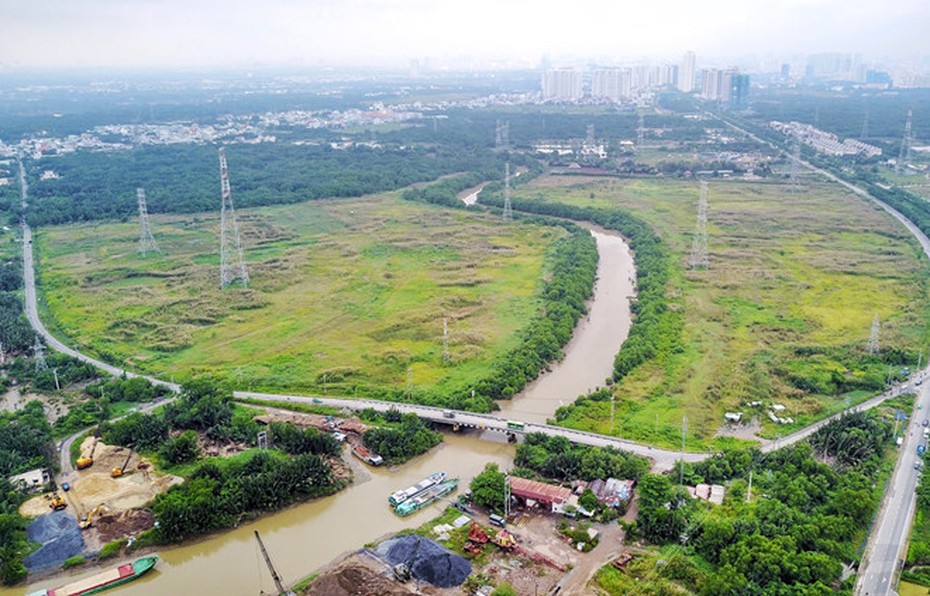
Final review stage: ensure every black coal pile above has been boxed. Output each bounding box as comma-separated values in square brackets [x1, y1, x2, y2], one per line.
[24, 511, 85, 571]
[375, 535, 471, 588]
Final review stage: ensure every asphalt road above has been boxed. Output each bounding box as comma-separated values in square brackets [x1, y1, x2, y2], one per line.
[712, 113, 930, 596]
[857, 380, 929, 596]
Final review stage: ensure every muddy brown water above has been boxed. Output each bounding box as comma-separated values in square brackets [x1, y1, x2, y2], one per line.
[497, 227, 635, 423]
[7, 227, 633, 595]
[8, 433, 514, 595]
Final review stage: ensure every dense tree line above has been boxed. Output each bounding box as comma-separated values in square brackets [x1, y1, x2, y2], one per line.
[22, 143, 507, 226]
[151, 450, 339, 542]
[6, 352, 100, 392]
[514, 432, 650, 482]
[0, 294, 32, 355]
[267, 421, 339, 457]
[631, 410, 893, 594]
[0, 401, 54, 586]
[360, 410, 441, 465]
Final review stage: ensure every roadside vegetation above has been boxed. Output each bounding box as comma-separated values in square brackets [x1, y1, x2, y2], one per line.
[598, 407, 898, 594]
[0, 401, 54, 585]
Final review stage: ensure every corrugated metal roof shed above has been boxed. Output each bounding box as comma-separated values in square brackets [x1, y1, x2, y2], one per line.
[509, 476, 572, 505]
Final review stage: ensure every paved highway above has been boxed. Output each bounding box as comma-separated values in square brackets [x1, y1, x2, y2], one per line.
[857, 380, 929, 596]
[236, 391, 709, 471]
[713, 114, 930, 596]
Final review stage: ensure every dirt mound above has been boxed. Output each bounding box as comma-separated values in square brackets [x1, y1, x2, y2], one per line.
[305, 562, 414, 596]
[375, 535, 471, 588]
[94, 510, 156, 544]
[24, 511, 85, 571]
[70, 439, 183, 514]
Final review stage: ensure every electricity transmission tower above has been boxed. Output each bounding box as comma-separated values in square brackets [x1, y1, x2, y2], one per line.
[688, 180, 709, 269]
[502, 163, 513, 221]
[787, 132, 803, 192]
[442, 317, 450, 363]
[495, 120, 510, 151]
[586, 123, 595, 146]
[897, 108, 914, 175]
[33, 337, 47, 373]
[860, 103, 869, 139]
[637, 112, 645, 148]
[136, 187, 160, 255]
[218, 148, 249, 289]
[866, 313, 880, 355]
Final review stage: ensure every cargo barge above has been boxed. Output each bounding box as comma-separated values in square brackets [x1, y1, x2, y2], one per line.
[388, 472, 447, 506]
[394, 478, 459, 516]
[351, 444, 384, 466]
[29, 555, 158, 596]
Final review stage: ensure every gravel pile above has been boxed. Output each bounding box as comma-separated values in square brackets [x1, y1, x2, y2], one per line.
[24, 511, 85, 571]
[375, 535, 471, 588]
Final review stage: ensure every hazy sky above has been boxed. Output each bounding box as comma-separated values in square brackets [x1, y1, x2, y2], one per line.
[1, 0, 928, 70]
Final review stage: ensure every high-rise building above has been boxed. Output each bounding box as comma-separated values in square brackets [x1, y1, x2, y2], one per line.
[591, 68, 633, 101]
[541, 68, 583, 101]
[729, 74, 750, 109]
[679, 51, 696, 92]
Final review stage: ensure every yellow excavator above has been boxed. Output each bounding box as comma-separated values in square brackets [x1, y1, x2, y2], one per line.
[79, 504, 107, 530]
[111, 450, 133, 478]
[76, 437, 97, 470]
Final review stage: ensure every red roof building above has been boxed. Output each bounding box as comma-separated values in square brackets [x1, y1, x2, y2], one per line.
[509, 477, 572, 509]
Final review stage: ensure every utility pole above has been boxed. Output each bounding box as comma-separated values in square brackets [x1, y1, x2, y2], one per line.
[679, 416, 687, 487]
[218, 148, 249, 289]
[610, 394, 615, 434]
[53, 369, 60, 391]
[747, 471, 753, 503]
[504, 473, 511, 518]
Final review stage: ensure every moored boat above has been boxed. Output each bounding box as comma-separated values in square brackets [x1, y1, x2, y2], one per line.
[28, 555, 158, 596]
[388, 471, 447, 506]
[394, 478, 459, 516]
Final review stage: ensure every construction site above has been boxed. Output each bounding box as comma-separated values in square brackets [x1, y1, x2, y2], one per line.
[20, 436, 182, 561]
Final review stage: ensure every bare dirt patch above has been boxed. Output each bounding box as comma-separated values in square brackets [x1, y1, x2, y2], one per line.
[303, 552, 423, 596]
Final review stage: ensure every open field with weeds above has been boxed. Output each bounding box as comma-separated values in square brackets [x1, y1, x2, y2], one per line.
[521, 175, 930, 447]
[36, 191, 562, 396]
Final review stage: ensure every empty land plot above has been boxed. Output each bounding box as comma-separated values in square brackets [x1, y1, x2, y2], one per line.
[521, 175, 930, 447]
[36, 192, 563, 396]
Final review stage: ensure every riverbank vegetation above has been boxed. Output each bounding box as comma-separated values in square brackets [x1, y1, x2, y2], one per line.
[0, 401, 54, 585]
[597, 407, 897, 594]
[508, 175, 930, 448]
[357, 408, 441, 465]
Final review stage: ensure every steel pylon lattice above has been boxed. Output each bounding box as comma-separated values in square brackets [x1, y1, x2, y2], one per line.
[137, 187, 160, 255]
[33, 336, 47, 372]
[866, 313, 880, 355]
[218, 148, 249, 289]
[688, 180, 709, 269]
[897, 108, 914, 175]
[502, 162, 513, 222]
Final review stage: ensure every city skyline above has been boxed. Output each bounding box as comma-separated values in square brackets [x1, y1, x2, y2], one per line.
[1, 0, 928, 71]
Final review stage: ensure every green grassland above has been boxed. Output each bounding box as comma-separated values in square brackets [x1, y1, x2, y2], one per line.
[36, 191, 563, 396]
[522, 175, 930, 447]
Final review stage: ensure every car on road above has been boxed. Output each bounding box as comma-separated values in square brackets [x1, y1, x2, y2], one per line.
[916, 462, 923, 470]
[61, 482, 70, 491]
[923, 419, 929, 427]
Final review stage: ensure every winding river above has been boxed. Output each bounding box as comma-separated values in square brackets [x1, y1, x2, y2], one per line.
[7, 223, 635, 595]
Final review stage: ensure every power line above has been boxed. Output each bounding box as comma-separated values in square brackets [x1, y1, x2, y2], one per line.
[688, 180, 709, 269]
[787, 131, 802, 193]
[218, 148, 250, 289]
[897, 108, 914, 176]
[136, 187, 160, 255]
[866, 313, 880, 355]
[502, 162, 513, 222]
[33, 336, 47, 373]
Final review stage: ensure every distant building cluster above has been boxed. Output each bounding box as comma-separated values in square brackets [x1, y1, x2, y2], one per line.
[541, 52, 749, 108]
[700, 68, 750, 108]
[769, 121, 882, 157]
